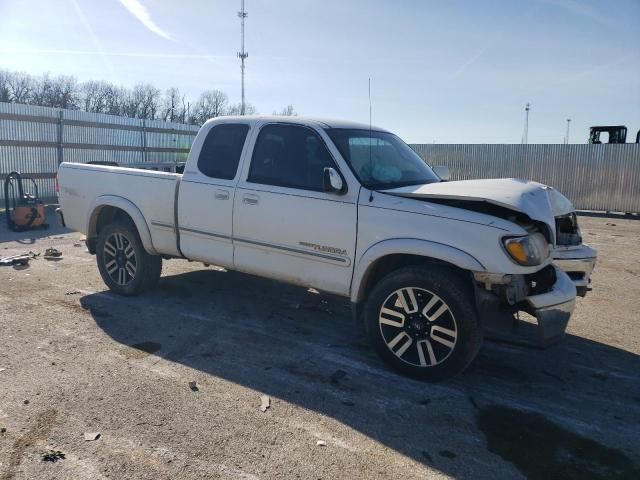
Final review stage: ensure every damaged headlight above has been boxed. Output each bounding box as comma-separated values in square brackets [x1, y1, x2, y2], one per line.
[503, 233, 550, 266]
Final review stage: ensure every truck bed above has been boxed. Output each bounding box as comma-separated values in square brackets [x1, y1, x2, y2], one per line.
[57, 163, 180, 257]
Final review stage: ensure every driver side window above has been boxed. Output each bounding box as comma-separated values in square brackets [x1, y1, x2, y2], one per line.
[248, 124, 337, 191]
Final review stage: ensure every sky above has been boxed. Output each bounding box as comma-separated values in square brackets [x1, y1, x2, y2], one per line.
[0, 0, 638, 143]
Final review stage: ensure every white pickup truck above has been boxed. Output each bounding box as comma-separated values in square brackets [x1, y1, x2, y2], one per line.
[57, 116, 596, 380]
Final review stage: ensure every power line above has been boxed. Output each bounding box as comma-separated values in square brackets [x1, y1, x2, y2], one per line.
[237, 0, 248, 115]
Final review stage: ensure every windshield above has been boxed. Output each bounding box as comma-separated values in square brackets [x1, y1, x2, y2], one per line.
[325, 128, 440, 189]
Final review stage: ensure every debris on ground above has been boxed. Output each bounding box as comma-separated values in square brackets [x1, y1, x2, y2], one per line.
[65, 291, 81, 295]
[1, 427, 6, 434]
[0, 368, 6, 373]
[606, 222, 617, 227]
[23, 399, 29, 405]
[316, 440, 327, 447]
[260, 395, 270, 412]
[330, 369, 347, 384]
[0, 251, 39, 267]
[41, 450, 65, 462]
[84, 432, 101, 441]
[73, 243, 82, 247]
[188, 381, 199, 392]
[44, 248, 62, 260]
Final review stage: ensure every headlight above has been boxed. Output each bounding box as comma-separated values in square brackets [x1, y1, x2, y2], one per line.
[503, 233, 550, 266]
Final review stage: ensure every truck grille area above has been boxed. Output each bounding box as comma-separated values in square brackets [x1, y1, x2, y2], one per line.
[555, 212, 582, 246]
[525, 265, 557, 295]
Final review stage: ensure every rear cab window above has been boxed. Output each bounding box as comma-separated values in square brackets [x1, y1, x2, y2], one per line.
[197, 124, 250, 180]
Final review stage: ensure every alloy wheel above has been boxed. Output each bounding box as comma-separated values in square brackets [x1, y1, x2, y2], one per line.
[103, 232, 137, 286]
[378, 287, 458, 367]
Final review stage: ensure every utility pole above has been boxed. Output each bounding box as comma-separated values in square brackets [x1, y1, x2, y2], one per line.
[237, 0, 248, 115]
[521, 103, 530, 144]
[564, 118, 571, 144]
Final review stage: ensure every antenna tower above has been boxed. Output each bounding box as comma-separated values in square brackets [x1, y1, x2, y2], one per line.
[237, 0, 248, 115]
[521, 103, 530, 144]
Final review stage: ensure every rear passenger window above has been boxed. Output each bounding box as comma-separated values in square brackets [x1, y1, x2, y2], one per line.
[248, 124, 336, 191]
[197, 124, 250, 180]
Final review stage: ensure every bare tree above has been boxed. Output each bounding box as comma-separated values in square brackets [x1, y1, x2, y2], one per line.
[51, 75, 79, 109]
[0, 70, 10, 102]
[7, 71, 33, 104]
[0, 67, 268, 127]
[192, 90, 229, 124]
[161, 87, 185, 122]
[273, 105, 297, 116]
[226, 102, 256, 116]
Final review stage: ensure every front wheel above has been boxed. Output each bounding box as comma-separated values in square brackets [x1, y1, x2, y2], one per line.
[364, 266, 482, 381]
[96, 220, 162, 295]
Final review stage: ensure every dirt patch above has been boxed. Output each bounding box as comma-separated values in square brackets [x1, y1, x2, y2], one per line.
[476, 405, 640, 480]
[1, 409, 57, 480]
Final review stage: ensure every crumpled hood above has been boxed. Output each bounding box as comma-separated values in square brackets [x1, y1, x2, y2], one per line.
[382, 178, 575, 234]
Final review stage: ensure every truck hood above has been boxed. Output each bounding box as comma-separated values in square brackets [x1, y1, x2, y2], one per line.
[382, 178, 574, 233]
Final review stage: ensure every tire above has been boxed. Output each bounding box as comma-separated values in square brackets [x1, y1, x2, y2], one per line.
[96, 220, 162, 295]
[364, 266, 482, 381]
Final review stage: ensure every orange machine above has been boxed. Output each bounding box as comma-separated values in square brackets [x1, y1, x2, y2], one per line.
[4, 171, 47, 232]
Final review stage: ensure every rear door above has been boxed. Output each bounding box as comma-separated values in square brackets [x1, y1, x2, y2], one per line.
[177, 122, 251, 268]
[233, 123, 358, 295]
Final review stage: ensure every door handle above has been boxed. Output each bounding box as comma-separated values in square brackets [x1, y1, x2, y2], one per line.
[214, 189, 230, 200]
[243, 194, 259, 205]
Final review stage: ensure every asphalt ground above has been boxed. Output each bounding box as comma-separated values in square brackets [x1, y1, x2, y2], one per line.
[1, 209, 639, 479]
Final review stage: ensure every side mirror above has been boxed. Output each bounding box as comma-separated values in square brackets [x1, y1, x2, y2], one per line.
[433, 165, 451, 181]
[323, 167, 344, 193]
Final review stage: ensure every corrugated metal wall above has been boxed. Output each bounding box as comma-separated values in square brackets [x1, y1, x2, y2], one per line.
[2, 102, 639, 212]
[0, 102, 198, 203]
[410, 144, 640, 213]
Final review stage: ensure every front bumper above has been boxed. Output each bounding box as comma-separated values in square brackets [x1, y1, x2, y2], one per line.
[524, 267, 576, 345]
[475, 266, 577, 347]
[552, 244, 597, 296]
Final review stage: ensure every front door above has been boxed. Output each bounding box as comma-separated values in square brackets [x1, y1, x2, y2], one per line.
[233, 123, 357, 295]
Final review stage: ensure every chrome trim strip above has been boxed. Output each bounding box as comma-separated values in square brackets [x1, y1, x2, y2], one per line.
[157, 223, 349, 264]
[151, 221, 175, 230]
[179, 226, 231, 240]
[234, 236, 349, 264]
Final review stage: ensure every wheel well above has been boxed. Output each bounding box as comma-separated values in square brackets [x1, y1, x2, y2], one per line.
[357, 254, 470, 304]
[87, 206, 134, 254]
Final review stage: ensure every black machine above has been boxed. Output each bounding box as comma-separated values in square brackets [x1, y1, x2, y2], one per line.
[3, 171, 48, 232]
[588, 125, 640, 144]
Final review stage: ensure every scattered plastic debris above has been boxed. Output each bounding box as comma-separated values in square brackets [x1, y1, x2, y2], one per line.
[316, 440, 327, 447]
[0, 252, 38, 266]
[188, 381, 199, 392]
[44, 248, 62, 260]
[84, 432, 101, 441]
[0, 368, 6, 373]
[41, 450, 65, 462]
[65, 291, 81, 295]
[260, 395, 270, 412]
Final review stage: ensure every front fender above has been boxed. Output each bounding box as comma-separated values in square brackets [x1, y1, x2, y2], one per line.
[87, 195, 157, 255]
[350, 238, 486, 303]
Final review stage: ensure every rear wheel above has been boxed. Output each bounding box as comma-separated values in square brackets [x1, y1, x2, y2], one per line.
[364, 266, 482, 381]
[96, 220, 162, 295]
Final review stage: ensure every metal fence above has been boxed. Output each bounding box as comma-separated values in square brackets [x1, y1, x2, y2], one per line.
[410, 144, 640, 213]
[0, 102, 198, 202]
[2, 102, 639, 212]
